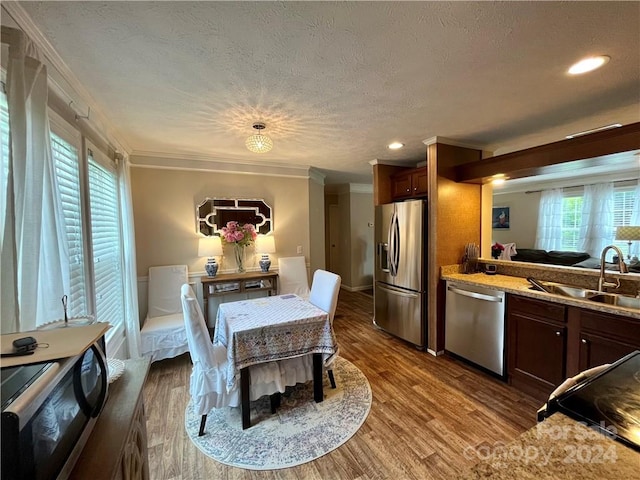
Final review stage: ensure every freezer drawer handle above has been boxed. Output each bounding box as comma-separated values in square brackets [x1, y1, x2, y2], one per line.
[377, 284, 419, 299]
[447, 285, 503, 303]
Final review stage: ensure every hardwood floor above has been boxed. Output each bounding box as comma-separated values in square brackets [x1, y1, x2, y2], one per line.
[143, 290, 540, 479]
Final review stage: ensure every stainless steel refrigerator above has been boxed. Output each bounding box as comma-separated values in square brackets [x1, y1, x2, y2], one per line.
[373, 199, 426, 348]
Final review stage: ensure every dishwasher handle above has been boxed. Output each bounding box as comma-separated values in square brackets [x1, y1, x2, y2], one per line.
[447, 285, 503, 303]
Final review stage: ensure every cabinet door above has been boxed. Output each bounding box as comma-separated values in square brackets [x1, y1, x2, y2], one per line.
[579, 332, 637, 371]
[392, 173, 412, 198]
[576, 307, 640, 372]
[508, 312, 566, 399]
[412, 169, 428, 195]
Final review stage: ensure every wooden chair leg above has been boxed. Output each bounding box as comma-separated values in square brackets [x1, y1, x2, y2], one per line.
[328, 369, 336, 389]
[270, 392, 281, 413]
[199, 414, 207, 436]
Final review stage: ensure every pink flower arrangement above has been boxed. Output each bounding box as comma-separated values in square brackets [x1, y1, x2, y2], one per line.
[220, 221, 257, 248]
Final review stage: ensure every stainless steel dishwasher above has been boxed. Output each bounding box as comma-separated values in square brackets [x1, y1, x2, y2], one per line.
[445, 281, 506, 377]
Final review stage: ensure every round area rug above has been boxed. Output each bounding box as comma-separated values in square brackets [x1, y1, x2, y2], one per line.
[184, 356, 372, 470]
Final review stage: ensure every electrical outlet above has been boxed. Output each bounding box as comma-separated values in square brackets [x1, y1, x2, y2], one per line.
[297, 245, 303, 254]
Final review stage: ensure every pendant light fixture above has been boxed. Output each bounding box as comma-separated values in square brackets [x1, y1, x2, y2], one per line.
[245, 122, 273, 153]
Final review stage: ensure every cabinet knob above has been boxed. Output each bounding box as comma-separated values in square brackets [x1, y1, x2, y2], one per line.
[555, 331, 561, 336]
[581, 338, 587, 344]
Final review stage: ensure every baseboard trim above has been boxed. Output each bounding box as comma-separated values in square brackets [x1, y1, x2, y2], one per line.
[341, 284, 373, 293]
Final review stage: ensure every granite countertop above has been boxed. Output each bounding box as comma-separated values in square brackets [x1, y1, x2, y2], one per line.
[461, 413, 639, 479]
[440, 271, 640, 320]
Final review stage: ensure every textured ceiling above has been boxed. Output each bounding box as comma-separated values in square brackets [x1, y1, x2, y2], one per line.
[9, 1, 640, 184]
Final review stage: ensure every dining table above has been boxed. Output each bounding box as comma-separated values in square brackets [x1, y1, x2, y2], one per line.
[214, 293, 337, 429]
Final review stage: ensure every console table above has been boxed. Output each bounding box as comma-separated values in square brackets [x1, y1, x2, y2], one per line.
[201, 271, 278, 324]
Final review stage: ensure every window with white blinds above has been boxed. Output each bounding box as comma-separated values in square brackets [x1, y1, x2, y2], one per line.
[612, 186, 638, 252]
[0, 87, 9, 232]
[560, 194, 583, 251]
[560, 185, 636, 252]
[88, 149, 125, 337]
[50, 130, 87, 317]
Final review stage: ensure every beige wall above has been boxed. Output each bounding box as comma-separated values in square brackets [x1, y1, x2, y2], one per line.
[492, 191, 541, 249]
[349, 192, 374, 289]
[131, 167, 311, 276]
[308, 178, 326, 276]
[325, 186, 374, 290]
[336, 191, 352, 287]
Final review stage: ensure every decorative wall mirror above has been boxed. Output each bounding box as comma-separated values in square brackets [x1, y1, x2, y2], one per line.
[197, 198, 273, 236]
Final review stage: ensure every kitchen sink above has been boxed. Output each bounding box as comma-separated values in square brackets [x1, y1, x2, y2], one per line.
[588, 293, 640, 309]
[528, 279, 640, 310]
[528, 281, 599, 298]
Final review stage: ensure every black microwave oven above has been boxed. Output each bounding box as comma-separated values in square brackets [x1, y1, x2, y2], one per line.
[1, 338, 108, 480]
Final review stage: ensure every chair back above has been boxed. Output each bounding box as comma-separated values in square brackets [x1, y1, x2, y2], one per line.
[181, 284, 221, 369]
[148, 265, 188, 318]
[309, 269, 341, 322]
[278, 256, 310, 297]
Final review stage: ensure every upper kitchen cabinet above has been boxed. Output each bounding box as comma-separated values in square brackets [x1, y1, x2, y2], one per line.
[391, 167, 427, 200]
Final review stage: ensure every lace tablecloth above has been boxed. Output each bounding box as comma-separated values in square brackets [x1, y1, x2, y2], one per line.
[214, 294, 337, 391]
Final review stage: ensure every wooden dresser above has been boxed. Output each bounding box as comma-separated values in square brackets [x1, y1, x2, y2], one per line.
[70, 357, 151, 480]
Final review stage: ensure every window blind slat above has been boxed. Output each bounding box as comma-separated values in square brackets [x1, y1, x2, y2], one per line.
[50, 132, 87, 318]
[89, 154, 125, 328]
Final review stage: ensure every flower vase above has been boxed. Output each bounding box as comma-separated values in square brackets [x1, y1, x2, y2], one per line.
[234, 244, 245, 273]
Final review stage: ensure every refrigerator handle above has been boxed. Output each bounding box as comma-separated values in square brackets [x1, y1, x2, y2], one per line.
[377, 283, 419, 299]
[389, 211, 399, 276]
[387, 212, 395, 276]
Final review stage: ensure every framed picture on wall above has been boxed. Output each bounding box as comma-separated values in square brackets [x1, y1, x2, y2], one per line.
[492, 206, 510, 229]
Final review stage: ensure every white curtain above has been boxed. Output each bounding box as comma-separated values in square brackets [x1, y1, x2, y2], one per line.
[630, 180, 640, 259]
[1, 27, 68, 333]
[118, 154, 142, 358]
[535, 188, 564, 251]
[578, 182, 614, 257]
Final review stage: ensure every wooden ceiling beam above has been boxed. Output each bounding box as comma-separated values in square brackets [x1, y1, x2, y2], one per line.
[454, 122, 640, 184]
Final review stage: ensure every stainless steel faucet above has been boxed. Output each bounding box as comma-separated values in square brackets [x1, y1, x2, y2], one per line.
[598, 245, 628, 292]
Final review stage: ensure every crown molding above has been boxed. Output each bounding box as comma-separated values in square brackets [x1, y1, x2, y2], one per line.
[130, 152, 314, 179]
[422, 136, 486, 151]
[368, 158, 418, 167]
[308, 167, 326, 185]
[3, 2, 132, 154]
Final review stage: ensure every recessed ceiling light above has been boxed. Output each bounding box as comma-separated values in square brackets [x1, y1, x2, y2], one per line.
[568, 55, 610, 75]
[388, 142, 404, 150]
[565, 123, 622, 139]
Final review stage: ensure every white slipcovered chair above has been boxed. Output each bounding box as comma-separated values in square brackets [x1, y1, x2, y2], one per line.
[278, 256, 310, 299]
[278, 269, 342, 388]
[140, 265, 190, 362]
[180, 284, 286, 435]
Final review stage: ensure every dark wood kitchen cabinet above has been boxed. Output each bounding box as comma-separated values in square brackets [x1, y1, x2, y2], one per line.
[507, 295, 640, 401]
[572, 307, 640, 373]
[507, 295, 567, 401]
[391, 167, 427, 199]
